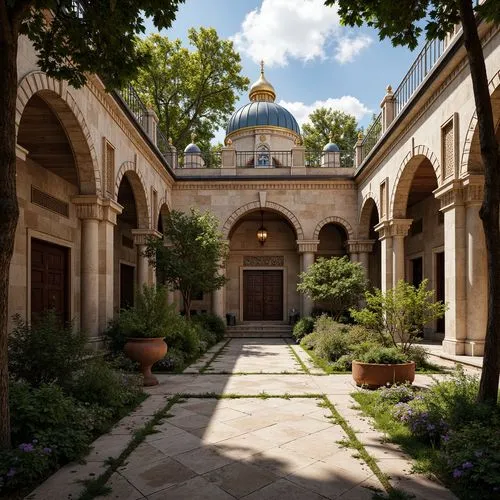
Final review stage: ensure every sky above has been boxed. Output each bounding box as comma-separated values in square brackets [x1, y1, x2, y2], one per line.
[145, 0, 425, 145]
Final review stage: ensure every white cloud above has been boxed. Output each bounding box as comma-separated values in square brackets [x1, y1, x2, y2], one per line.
[231, 0, 341, 67]
[335, 35, 373, 64]
[279, 96, 373, 125]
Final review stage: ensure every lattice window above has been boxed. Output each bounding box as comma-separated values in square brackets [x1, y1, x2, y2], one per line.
[31, 186, 69, 217]
[442, 119, 454, 179]
[103, 139, 115, 196]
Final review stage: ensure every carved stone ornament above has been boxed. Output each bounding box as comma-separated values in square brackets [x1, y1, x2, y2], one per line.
[243, 256, 284, 267]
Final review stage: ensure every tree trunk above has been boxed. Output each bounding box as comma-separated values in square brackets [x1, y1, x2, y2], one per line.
[0, 14, 21, 448]
[459, 0, 500, 403]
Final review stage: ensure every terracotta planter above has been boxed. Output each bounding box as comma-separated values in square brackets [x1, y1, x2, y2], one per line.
[124, 337, 168, 387]
[352, 360, 415, 389]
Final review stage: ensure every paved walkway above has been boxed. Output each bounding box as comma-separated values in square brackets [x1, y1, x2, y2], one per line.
[27, 338, 457, 500]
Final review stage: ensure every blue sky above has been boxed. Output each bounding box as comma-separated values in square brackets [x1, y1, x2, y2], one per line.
[145, 0, 425, 143]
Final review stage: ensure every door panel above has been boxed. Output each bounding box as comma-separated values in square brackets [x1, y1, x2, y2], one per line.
[243, 270, 283, 321]
[31, 239, 68, 321]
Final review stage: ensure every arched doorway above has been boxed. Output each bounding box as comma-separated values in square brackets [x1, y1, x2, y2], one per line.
[227, 209, 300, 322]
[359, 198, 381, 289]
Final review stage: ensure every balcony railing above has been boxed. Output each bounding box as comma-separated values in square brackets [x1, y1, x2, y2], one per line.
[236, 151, 292, 168]
[176, 151, 222, 169]
[118, 84, 148, 131]
[305, 150, 354, 168]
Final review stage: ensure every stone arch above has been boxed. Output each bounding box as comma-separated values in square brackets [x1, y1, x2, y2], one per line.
[359, 195, 380, 239]
[390, 147, 440, 219]
[115, 161, 150, 229]
[16, 71, 101, 195]
[461, 69, 500, 174]
[156, 199, 171, 233]
[313, 216, 354, 240]
[222, 201, 304, 240]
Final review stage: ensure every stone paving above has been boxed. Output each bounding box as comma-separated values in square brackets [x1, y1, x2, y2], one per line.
[27, 338, 458, 500]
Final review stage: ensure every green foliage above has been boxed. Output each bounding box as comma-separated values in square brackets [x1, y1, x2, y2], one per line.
[145, 209, 228, 318]
[133, 29, 249, 151]
[8, 311, 88, 388]
[351, 279, 447, 353]
[116, 285, 179, 339]
[191, 313, 226, 342]
[302, 108, 359, 153]
[297, 256, 367, 319]
[68, 359, 143, 414]
[356, 345, 409, 364]
[292, 316, 315, 341]
[20, 1, 185, 89]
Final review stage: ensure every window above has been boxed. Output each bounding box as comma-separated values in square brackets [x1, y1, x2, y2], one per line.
[256, 145, 270, 167]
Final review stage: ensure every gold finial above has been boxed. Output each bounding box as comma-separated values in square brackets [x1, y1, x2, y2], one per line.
[225, 138, 233, 146]
[386, 84, 393, 93]
[294, 136, 303, 146]
[191, 132, 196, 143]
[358, 131, 364, 140]
[168, 137, 173, 145]
[260, 60, 264, 74]
[329, 132, 334, 142]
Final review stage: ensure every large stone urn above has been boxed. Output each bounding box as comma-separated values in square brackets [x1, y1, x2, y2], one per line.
[352, 360, 415, 389]
[124, 338, 168, 386]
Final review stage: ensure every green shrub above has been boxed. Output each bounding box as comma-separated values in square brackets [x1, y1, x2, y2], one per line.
[9, 380, 109, 463]
[69, 358, 143, 414]
[191, 313, 226, 342]
[8, 312, 88, 388]
[292, 316, 315, 341]
[300, 316, 350, 362]
[103, 318, 127, 354]
[154, 347, 186, 372]
[356, 345, 409, 364]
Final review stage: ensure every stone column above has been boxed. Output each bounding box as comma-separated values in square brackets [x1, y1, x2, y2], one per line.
[297, 240, 320, 317]
[463, 177, 487, 356]
[434, 181, 467, 355]
[145, 108, 159, 145]
[354, 132, 363, 168]
[98, 199, 122, 332]
[380, 85, 395, 133]
[346, 240, 375, 278]
[389, 219, 412, 287]
[131, 229, 162, 290]
[212, 248, 228, 319]
[72, 196, 103, 338]
[375, 221, 393, 293]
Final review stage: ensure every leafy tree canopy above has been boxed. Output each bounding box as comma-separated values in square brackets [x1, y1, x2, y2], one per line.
[297, 256, 367, 319]
[144, 209, 228, 318]
[302, 108, 359, 153]
[133, 29, 250, 152]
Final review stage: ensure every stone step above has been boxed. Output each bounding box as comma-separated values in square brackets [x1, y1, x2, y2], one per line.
[225, 331, 293, 338]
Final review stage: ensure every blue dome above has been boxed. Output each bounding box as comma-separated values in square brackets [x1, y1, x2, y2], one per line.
[226, 101, 300, 136]
[323, 142, 340, 152]
[184, 143, 201, 154]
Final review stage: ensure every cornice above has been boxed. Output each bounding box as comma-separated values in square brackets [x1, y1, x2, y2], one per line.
[172, 181, 356, 191]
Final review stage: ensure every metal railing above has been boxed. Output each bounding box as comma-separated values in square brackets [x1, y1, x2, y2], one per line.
[304, 150, 354, 168]
[176, 151, 222, 169]
[118, 84, 148, 131]
[236, 150, 292, 168]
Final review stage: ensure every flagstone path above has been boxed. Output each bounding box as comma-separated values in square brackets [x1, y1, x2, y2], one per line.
[27, 338, 457, 500]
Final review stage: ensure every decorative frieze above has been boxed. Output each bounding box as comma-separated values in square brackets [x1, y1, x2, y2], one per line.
[243, 256, 284, 267]
[374, 219, 412, 239]
[346, 240, 375, 254]
[433, 180, 463, 211]
[173, 182, 356, 191]
[72, 195, 103, 220]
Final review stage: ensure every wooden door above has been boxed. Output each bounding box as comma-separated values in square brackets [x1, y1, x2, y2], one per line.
[31, 239, 68, 321]
[243, 270, 283, 321]
[120, 264, 135, 309]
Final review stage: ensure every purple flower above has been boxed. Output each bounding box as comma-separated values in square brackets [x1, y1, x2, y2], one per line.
[19, 443, 34, 452]
[6, 468, 16, 478]
[42, 447, 52, 455]
[441, 434, 450, 443]
[462, 461, 474, 470]
[453, 469, 463, 478]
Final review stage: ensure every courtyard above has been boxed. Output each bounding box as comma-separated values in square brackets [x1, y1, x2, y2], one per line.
[27, 338, 459, 500]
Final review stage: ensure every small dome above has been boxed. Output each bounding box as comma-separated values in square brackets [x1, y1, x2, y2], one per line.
[323, 142, 340, 152]
[249, 61, 276, 102]
[184, 143, 201, 154]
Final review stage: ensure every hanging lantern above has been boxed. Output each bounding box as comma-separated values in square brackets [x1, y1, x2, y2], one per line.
[257, 210, 268, 245]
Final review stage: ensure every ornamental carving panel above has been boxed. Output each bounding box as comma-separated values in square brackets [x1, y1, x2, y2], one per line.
[244, 256, 284, 267]
[442, 120, 454, 178]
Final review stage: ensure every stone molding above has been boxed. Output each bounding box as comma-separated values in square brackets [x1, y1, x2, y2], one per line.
[101, 199, 123, 225]
[374, 219, 412, 239]
[346, 240, 375, 254]
[131, 229, 162, 246]
[173, 181, 356, 191]
[296, 240, 320, 253]
[72, 195, 104, 220]
[462, 174, 484, 206]
[433, 180, 464, 211]
[313, 216, 354, 240]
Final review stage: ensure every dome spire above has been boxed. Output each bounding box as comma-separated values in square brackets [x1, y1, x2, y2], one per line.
[249, 61, 276, 102]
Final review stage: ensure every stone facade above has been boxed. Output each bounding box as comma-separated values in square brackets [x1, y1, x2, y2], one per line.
[8, 23, 500, 355]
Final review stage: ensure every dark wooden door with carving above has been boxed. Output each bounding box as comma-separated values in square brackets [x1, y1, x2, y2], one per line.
[31, 239, 68, 321]
[243, 270, 283, 321]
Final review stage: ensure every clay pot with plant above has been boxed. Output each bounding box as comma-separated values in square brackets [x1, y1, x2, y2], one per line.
[350, 279, 447, 388]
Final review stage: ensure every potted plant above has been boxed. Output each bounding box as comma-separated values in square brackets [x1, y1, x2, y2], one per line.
[350, 279, 447, 388]
[119, 285, 177, 386]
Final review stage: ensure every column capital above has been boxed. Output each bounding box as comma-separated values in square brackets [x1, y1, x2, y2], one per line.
[374, 219, 412, 239]
[346, 239, 375, 254]
[296, 239, 320, 253]
[72, 195, 104, 220]
[433, 179, 463, 212]
[462, 174, 484, 206]
[131, 228, 162, 246]
[101, 199, 123, 225]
